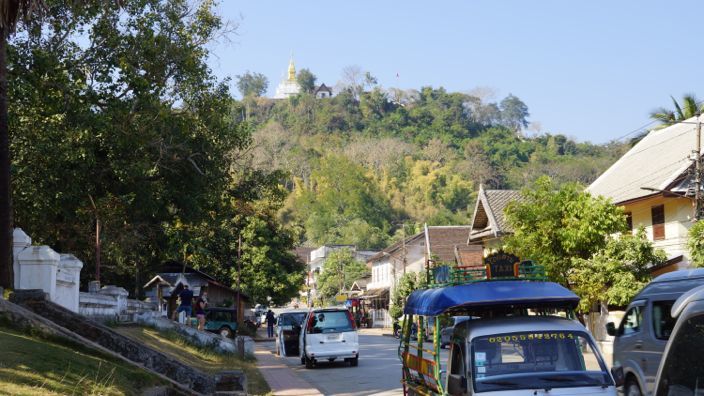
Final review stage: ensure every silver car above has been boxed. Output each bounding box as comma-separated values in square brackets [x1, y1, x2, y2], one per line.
[607, 269, 704, 396]
[653, 284, 704, 396]
[441, 316, 470, 348]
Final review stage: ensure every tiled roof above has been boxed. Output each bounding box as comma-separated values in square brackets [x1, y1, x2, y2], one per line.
[455, 245, 484, 266]
[366, 232, 425, 263]
[426, 226, 472, 263]
[469, 188, 523, 242]
[588, 116, 699, 204]
[485, 190, 523, 232]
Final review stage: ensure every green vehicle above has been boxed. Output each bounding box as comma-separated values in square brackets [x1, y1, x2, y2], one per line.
[204, 307, 238, 338]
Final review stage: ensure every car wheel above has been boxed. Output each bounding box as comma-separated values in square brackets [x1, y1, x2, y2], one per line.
[626, 378, 642, 396]
[350, 357, 358, 367]
[219, 326, 233, 338]
[300, 356, 305, 365]
[305, 355, 314, 369]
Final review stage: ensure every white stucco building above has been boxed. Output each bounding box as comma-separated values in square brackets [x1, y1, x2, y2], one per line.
[588, 115, 703, 274]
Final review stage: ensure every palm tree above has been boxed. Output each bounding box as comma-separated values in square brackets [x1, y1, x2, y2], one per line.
[0, 1, 47, 289]
[650, 94, 703, 128]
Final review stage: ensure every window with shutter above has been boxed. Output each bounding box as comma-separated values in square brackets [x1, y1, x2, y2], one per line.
[652, 205, 665, 240]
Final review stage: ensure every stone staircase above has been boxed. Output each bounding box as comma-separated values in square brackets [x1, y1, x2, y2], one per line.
[9, 290, 220, 395]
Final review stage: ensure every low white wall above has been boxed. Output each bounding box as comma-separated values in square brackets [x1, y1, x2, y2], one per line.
[79, 292, 119, 317]
[79, 286, 157, 320]
[138, 316, 254, 356]
[13, 228, 82, 313]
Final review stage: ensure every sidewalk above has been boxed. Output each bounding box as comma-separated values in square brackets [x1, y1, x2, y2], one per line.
[254, 340, 323, 396]
[358, 327, 393, 337]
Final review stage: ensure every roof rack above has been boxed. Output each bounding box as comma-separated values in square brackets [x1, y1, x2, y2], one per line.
[428, 260, 547, 288]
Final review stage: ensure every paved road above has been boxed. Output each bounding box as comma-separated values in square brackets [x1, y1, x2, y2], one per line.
[261, 332, 449, 396]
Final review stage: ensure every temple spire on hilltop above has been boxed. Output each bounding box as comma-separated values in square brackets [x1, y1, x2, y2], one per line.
[274, 54, 302, 99]
[288, 55, 296, 81]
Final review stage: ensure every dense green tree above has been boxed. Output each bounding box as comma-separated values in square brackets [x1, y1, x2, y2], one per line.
[316, 248, 369, 303]
[688, 220, 704, 267]
[7, 1, 304, 304]
[402, 159, 474, 223]
[499, 94, 530, 132]
[650, 94, 703, 127]
[0, 0, 61, 288]
[296, 68, 316, 93]
[236, 71, 269, 98]
[389, 272, 427, 321]
[293, 155, 395, 249]
[569, 228, 666, 312]
[241, 75, 629, 250]
[504, 176, 627, 286]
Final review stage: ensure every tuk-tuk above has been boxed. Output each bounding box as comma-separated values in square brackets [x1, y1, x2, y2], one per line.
[398, 261, 619, 396]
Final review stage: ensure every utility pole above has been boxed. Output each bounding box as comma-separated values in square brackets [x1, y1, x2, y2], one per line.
[236, 234, 242, 324]
[401, 223, 407, 275]
[696, 113, 703, 220]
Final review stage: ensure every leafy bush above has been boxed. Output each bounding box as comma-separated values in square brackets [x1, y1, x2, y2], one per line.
[688, 220, 704, 267]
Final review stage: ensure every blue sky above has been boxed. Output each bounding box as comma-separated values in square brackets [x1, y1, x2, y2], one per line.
[208, 1, 704, 144]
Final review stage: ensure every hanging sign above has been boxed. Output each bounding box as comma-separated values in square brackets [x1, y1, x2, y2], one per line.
[484, 252, 520, 278]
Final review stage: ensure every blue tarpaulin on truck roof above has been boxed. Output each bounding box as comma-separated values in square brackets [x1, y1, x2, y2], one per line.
[403, 280, 579, 316]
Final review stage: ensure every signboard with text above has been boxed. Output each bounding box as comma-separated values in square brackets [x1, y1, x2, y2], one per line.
[484, 252, 520, 278]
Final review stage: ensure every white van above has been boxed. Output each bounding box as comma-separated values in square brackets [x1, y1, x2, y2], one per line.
[299, 308, 359, 368]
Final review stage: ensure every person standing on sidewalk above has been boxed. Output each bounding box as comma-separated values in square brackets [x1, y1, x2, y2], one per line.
[265, 309, 276, 338]
[172, 284, 194, 322]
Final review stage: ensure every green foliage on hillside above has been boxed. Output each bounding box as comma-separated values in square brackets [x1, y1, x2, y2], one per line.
[242, 87, 628, 249]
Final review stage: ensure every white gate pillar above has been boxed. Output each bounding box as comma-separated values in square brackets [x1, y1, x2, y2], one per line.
[12, 228, 32, 289]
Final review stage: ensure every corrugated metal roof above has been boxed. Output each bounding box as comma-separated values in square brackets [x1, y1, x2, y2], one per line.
[588, 116, 699, 204]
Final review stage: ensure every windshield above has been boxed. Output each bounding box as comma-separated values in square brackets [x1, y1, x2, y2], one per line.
[471, 330, 612, 392]
[655, 313, 704, 396]
[309, 311, 354, 333]
[279, 313, 307, 326]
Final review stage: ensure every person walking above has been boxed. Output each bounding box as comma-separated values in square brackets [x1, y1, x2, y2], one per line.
[172, 284, 194, 323]
[265, 309, 276, 338]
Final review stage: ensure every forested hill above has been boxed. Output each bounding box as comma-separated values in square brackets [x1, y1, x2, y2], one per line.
[237, 86, 630, 250]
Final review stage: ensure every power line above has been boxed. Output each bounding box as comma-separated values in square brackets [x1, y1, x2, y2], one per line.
[611, 99, 704, 143]
[619, 126, 695, 158]
[595, 157, 691, 198]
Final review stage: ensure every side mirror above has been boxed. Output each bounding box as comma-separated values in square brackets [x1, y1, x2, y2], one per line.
[447, 374, 467, 395]
[611, 366, 624, 387]
[606, 322, 617, 336]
